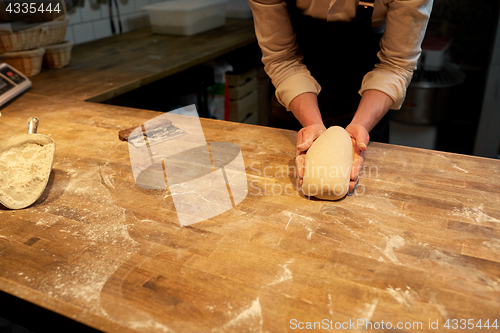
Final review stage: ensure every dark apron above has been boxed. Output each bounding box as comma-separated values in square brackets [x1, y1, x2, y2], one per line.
[269, 0, 390, 143]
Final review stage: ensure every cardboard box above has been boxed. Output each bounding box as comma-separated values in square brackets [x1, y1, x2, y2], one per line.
[229, 76, 257, 100]
[242, 112, 258, 125]
[226, 67, 257, 87]
[229, 90, 258, 122]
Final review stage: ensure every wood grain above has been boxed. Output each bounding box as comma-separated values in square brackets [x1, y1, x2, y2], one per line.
[1, 94, 500, 332]
[29, 19, 257, 103]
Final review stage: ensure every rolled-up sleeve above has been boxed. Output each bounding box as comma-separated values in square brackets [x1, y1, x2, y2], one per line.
[359, 0, 433, 109]
[248, 0, 321, 110]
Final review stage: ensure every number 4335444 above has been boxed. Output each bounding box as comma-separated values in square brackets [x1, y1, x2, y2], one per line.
[444, 319, 498, 330]
[5, 2, 61, 14]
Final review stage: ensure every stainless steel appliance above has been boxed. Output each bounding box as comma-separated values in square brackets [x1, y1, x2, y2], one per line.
[390, 37, 465, 149]
[392, 63, 465, 125]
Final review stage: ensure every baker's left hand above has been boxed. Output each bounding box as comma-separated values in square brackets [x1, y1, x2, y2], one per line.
[345, 123, 369, 194]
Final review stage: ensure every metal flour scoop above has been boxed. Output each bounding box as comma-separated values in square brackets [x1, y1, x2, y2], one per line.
[0, 117, 55, 209]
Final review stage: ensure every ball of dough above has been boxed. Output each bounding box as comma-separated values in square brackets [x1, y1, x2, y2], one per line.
[301, 126, 354, 200]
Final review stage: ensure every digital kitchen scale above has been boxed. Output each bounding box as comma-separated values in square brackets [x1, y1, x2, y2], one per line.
[0, 63, 31, 107]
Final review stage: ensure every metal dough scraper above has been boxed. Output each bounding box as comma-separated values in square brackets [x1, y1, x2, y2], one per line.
[118, 117, 187, 149]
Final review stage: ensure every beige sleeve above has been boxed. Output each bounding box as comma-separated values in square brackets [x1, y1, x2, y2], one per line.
[359, 0, 433, 110]
[248, 0, 321, 110]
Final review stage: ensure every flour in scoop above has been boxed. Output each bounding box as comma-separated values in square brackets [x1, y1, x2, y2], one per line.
[0, 142, 55, 209]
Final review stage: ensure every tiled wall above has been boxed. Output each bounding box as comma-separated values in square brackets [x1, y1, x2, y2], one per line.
[65, 0, 167, 44]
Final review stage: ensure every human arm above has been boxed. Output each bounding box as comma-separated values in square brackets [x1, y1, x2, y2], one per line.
[256, 0, 433, 191]
[291, 92, 326, 187]
[347, 0, 433, 189]
[359, 0, 433, 109]
[346, 89, 393, 191]
[248, 0, 321, 110]
[248, 0, 325, 186]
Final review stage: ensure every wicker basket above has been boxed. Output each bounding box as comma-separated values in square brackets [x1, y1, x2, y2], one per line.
[43, 40, 72, 69]
[0, 47, 45, 77]
[0, 24, 42, 53]
[42, 18, 69, 46]
[0, 19, 68, 53]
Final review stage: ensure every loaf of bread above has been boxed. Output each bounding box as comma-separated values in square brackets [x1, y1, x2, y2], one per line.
[301, 126, 353, 200]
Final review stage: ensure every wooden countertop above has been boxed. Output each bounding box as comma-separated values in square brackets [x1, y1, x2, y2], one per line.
[29, 18, 257, 103]
[1, 94, 499, 332]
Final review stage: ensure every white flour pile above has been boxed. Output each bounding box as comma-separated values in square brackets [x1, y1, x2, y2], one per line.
[0, 142, 55, 209]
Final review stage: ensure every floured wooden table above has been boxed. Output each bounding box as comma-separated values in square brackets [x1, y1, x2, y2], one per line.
[0, 94, 499, 332]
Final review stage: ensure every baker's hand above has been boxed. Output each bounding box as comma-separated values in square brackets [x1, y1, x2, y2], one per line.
[295, 124, 326, 187]
[345, 123, 369, 194]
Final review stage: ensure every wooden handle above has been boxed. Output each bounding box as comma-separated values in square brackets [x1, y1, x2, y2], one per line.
[118, 127, 135, 141]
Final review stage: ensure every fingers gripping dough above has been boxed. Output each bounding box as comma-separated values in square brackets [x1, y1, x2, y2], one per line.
[301, 126, 353, 200]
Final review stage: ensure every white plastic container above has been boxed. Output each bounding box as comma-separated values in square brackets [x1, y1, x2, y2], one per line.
[143, 0, 228, 36]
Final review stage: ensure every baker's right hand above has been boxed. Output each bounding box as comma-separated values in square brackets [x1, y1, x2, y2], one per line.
[295, 123, 326, 187]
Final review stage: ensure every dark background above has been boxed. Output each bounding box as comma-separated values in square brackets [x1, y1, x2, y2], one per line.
[425, 0, 499, 155]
